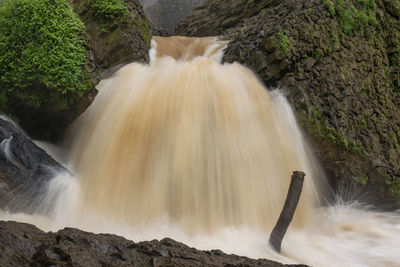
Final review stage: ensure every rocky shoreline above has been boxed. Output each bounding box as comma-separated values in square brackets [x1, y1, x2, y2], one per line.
[0, 221, 306, 267]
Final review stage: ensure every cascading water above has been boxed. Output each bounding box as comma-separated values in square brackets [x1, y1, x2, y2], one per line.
[0, 36, 399, 266]
[67, 36, 322, 233]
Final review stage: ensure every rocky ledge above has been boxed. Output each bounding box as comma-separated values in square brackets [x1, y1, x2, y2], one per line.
[177, 0, 400, 201]
[0, 221, 306, 267]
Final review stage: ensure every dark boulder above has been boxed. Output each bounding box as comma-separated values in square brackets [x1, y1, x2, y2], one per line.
[0, 117, 67, 213]
[0, 221, 307, 267]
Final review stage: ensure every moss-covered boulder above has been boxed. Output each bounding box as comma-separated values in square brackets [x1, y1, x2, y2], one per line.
[178, 0, 400, 201]
[0, 0, 151, 139]
[70, 0, 151, 75]
[0, 0, 96, 139]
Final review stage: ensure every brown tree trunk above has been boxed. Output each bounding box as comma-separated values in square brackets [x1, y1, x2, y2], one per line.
[269, 171, 305, 253]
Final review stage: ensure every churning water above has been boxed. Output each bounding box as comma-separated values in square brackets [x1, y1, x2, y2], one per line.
[1, 36, 399, 266]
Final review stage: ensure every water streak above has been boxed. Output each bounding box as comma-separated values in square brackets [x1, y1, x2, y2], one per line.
[68, 36, 321, 233]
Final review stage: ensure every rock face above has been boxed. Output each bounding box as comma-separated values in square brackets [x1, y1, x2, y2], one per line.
[176, 0, 274, 37]
[0, 221, 307, 267]
[177, 0, 400, 200]
[70, 0, 152, 77]
[0, 117, 67, 213]
[144, 0, 207, 36]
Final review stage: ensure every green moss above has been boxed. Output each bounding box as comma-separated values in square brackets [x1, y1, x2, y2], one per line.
[80, 0, 129, 33]
[396, 1, 400, 18]
[335, 0, 377, 35]
[390, 32, 400, 73]
[361, 114, 367, 126]
[356, 176, 368, 185]
[323, 0, 336, 16]
[86, 0, 128, 21]
[133, 16, 152, 46]
[0, 0, 90, 110]
[302, 112, 366, 157]
[313, 48, 324, 61]
[274, 30, 291, 58]
[387, 178, 400, 198]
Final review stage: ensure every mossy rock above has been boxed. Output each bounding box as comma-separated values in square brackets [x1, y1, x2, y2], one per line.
[71, 0, 152, 74]
[179, 0, 400, 201]
[0, 0, 96, 139]
[0, 0, 151, 139]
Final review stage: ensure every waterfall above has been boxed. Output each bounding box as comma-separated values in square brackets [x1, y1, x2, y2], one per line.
[1, 36, 398, 267]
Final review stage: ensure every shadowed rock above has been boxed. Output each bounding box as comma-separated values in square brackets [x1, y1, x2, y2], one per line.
[0, 117, 67, 213]
[144, 0, 207, 36]
[0, 221, 308, 267]
[177, 0, 400, 202]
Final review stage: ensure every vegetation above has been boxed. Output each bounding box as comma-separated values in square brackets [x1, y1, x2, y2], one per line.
[0, 0, 91, 111]
[302, 108, 365, 156]
[274, 30, 291, 58]
[323, 0, 378, 35]
[323, 0, 336, 16]
[85, 0, 128, 21]
[134, 16, 152, 45]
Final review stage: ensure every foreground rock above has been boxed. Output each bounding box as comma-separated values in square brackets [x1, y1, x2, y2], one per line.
[0, 117, 67, 213]
[178, 0, 400, 200]
[0, 221, 306, 267]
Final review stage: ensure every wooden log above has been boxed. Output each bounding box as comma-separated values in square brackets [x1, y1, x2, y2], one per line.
[269, 171, 305, 253]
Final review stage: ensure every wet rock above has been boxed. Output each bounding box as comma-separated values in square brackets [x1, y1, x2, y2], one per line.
[0, 221, 307, 267]
[176, 0, 277, 37]
[70, 0, 152, 78]
[143, 0, 207, 36]
[0, 117, 67, 213]
[178, 0, 400, 201]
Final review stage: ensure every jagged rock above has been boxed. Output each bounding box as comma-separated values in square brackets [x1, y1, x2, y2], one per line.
[176, 0, 277, 37]
[0, 221, 307, 267]
[177, 0, 400, 201]
[143, 0, 207, 36]
[0, 117, 67, 213]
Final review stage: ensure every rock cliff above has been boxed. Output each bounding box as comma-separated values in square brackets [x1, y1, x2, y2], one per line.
[70, 0, 152, 75]
[144, 0, 207, 35]
[177, 0, 400, 200]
